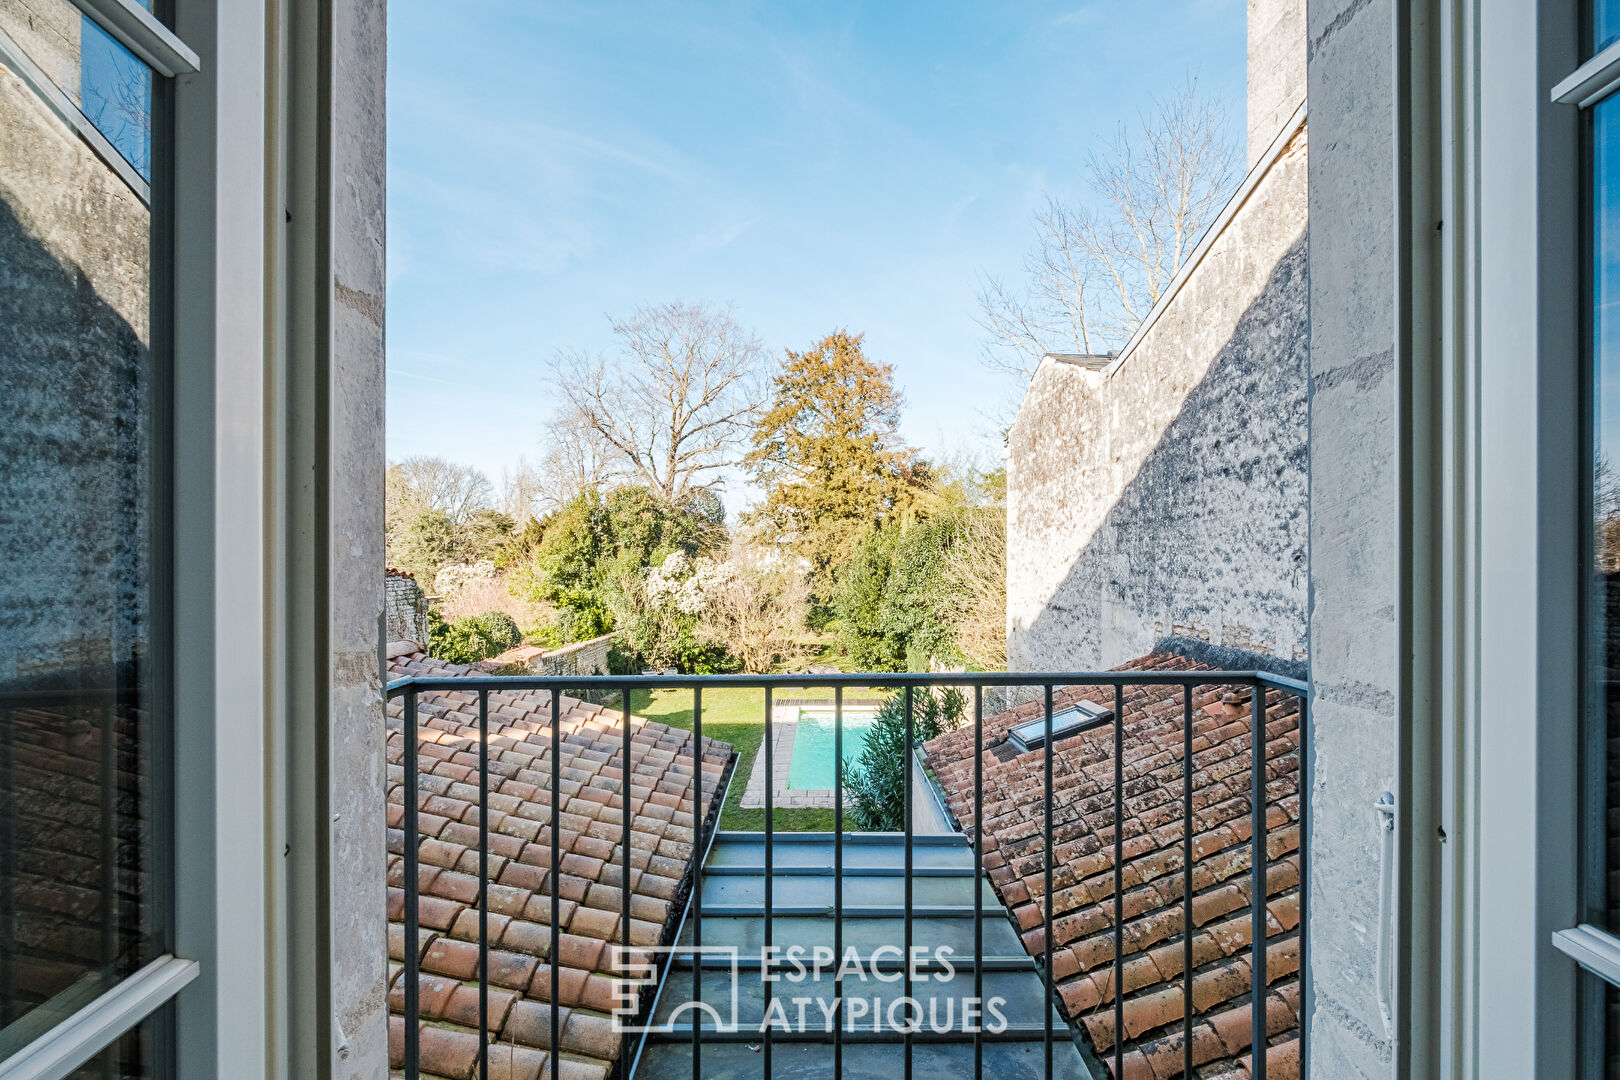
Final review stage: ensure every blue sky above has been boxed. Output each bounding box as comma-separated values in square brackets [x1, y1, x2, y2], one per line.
[386, 0, 1246, 512]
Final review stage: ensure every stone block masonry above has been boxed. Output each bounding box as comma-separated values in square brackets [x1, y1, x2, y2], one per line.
[529, 632, 616, 678]
[477, 632, 619, 679]
[1006, 120, 1309, 674]
[384, 569, 428, 646]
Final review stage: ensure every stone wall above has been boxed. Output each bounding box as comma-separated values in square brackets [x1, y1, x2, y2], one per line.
[384, 569, 427, 646]
[1304, 0, 1400, 1073]
[329, 0, 390, 1074]
[477, 633, 619, 679]
[530, 633, 616, 678]
[1006, 121, 1309, 674]
[1247, 0, 1306, 167]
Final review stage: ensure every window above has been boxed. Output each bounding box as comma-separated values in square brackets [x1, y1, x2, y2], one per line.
[1597, 0, 1620, 60]
[1006, 700, 1113, 753]
[0, 0, 195, 1074]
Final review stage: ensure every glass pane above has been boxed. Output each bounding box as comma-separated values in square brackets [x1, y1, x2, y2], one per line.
[1593, 95, 1620, 938]
[80, 19, 151, 181]
[64, 1009, 166, 1079]
[0, 0, 167, 1062]
[1594, 0, 1620, 57]
[0, 0, 153, 181]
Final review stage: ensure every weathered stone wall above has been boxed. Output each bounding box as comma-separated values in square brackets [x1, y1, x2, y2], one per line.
[531, 632, 616, 678]
[1247, 0, 1306, 166]
[0, 34, 151, 685]
[1304, 0, 1399, 1073]
[1006, 123, 1309, 674]
[384, 569, 427, 646]
[328, 0, 389, 1074]
[1, 0, 82, 106]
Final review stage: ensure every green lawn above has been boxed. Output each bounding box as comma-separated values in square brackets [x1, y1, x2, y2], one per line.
[630, 685, 876, 832]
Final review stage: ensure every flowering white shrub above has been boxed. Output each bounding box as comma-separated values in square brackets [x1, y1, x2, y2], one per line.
[433, 559, 499, 597]
[644, 551, 737, 616]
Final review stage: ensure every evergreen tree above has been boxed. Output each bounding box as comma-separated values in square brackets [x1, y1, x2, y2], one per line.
[745, 331, 922, 577]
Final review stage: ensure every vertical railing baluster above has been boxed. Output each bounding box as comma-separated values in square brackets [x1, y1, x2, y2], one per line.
[1251, 681, 1268, 1080]
[478, 689, 490, 1080]
[973, 684, 984, 1080]
[1043, 683, 1054, 1078]
[834, 683, 844, 1069]
[1183, 685, 1195, 1080]
[1297, 688, 1310, 1076]
[693, 685, 703, 1079]
[763, 685, 773, 1080]
[550, 689, 561, 1072]
[1112, 682, 1124, 1080]
[621, 688, 633, 1066]
[404, 689, 420, 1078]
[903, 684, 914, 1080]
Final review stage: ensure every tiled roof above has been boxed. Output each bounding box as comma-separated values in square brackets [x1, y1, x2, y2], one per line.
[920, 652, 1302, 1080]
[386, 651, 734, 1080]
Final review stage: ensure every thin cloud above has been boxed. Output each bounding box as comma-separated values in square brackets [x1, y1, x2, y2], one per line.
[697, 218, 756, 250]
[1052, 7, 1105, 28]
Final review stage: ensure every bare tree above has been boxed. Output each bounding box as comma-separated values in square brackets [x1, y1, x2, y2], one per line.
[977, 79, 1238, 376]
[387, 456, 495, 525]
[538, 404, 626, 507]
[941, 505, 1007, 670]
[549, 302, 764, 503]
[700, 539, 812, 674]
[499, 456, 546, 523]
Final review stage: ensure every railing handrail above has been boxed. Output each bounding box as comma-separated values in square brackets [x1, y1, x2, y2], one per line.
[385, 668, 1310, 697]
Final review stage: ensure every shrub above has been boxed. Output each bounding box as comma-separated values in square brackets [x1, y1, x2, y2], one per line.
[697, 539, 811, 673]
[509, 486, 726, 644]
[845, 687, 966, 830]
[618, 550, 740, 673]
[831, 528, 903, 670]
[606, 643, 640, 676]
[427, 609, 524, 665]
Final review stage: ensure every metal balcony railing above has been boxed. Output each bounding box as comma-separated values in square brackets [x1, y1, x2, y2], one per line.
[385, 667, 1310, 1080]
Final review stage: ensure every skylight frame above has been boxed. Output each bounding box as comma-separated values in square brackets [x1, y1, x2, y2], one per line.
[1008, 700, 1114, 752]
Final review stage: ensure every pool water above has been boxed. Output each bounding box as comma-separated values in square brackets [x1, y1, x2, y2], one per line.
[786, 709, 878, 790]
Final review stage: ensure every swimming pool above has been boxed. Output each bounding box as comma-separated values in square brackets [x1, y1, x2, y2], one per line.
[786, 709, 878, 790]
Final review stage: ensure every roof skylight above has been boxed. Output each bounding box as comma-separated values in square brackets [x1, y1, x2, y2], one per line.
[1007, 699, 1114, 752]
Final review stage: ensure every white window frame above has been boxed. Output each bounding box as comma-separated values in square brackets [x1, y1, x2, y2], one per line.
[0, 960, 198, 1080]
[168, 0, 279, 1075]
[1547, 3, 1620, 1018]
[68, 0, 198, 77]
[1406, 0, 1585, 1075]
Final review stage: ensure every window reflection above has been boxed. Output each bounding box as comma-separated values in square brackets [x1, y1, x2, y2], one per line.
[0, 0, 166, 1062]
[80, 20, 151, 181]
[1596, 0, 1620, 57]
[1592, 86, 1620, 1080]
[0, 0, 152, 183]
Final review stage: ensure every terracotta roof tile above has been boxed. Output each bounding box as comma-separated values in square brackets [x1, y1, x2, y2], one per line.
[387, 651, 734, 1079]
[921, 651, 1302, 1078]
